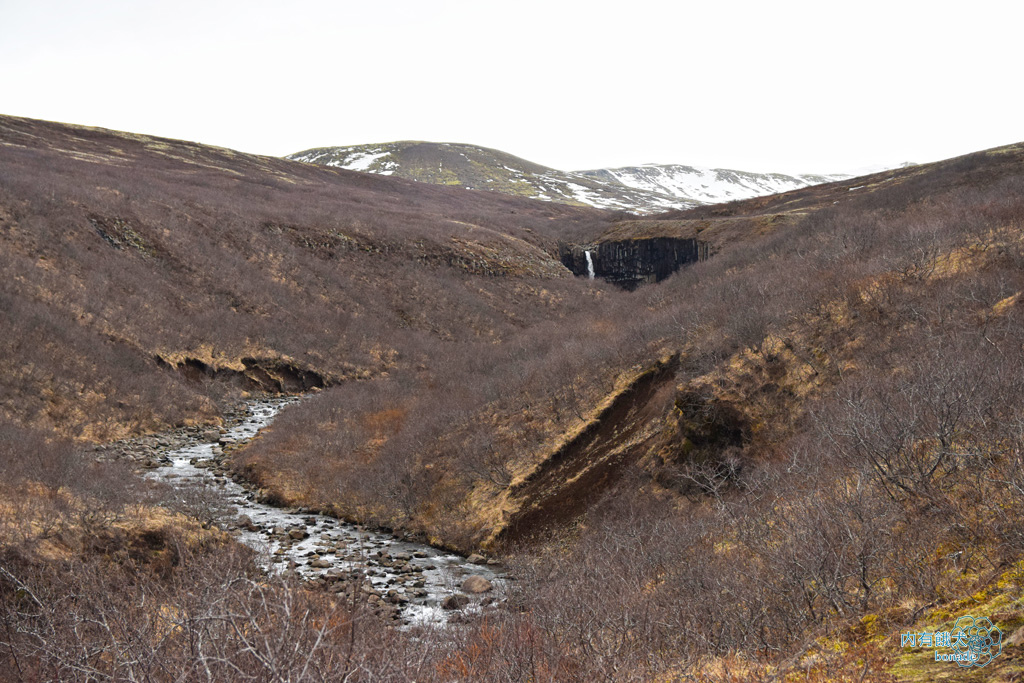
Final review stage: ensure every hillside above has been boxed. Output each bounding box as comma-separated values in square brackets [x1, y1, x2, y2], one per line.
[5, 115, 1024, 681]
[288, 141, 852, 213]
[0, 114, 620, 443]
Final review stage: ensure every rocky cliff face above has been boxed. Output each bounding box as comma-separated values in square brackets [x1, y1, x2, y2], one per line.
[560, 238, 708, 289]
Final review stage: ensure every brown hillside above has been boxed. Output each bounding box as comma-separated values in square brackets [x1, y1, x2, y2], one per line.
[0, 114, 620, 442]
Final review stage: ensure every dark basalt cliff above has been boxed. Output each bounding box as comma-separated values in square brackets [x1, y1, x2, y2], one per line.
[560, 237, 708, 289]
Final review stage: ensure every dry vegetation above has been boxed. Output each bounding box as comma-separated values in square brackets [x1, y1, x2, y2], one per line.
[4, 114, 1024, 680]
[0, 115, 620, 440]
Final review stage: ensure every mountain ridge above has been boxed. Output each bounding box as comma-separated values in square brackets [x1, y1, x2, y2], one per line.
[287, 141, 862, 214]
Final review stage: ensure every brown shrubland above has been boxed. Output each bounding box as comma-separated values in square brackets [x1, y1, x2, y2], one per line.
[5, 115, 1024, 679]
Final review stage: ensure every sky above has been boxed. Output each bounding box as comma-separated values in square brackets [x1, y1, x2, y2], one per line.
[2, 0, 1023, 174]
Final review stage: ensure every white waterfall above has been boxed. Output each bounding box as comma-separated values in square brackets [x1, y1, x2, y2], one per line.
[585, 250, 595, 279]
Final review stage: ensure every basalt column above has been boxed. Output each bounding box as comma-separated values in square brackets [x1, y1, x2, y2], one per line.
[560, 238, 708, 289]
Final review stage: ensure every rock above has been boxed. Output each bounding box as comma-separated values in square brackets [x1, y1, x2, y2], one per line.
[442, 594, 470, 610]
[461, 575, 493, 594]
[288, 528, 308, 540]
[386, 590, 408, 605]
[467, 553, 486, 564]
[236, 514, 253, 529]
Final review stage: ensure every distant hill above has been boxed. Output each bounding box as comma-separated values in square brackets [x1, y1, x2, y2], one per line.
[577, 164, 850, 206]
[287, 141, 689, 212]
[287, 141, 858, 213]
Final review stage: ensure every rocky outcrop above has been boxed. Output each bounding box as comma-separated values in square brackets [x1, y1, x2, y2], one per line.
[560, 237, 708, 289]
[155, 355, 328, 393]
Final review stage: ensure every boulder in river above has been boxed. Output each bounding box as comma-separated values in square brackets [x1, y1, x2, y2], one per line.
[461, 575, 493, 594]
[237, 514, 258, 532]
[442, 594, 470, 610]
[466, 553, 486, 564]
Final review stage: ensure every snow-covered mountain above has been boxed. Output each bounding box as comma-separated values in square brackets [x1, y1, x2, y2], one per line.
[578, 165, 851, 206]
[287, 142, 860, 214]
[288, 141, 694, 212]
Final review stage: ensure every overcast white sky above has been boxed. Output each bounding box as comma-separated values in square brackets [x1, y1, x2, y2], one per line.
[2, 0, 1022, 174]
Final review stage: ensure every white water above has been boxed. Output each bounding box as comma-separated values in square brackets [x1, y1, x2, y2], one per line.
[147, 398, 504, 626]
[585, 250, 595, 279]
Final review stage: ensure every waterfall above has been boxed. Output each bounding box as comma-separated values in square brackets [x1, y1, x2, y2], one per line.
[585, 250, 595, 279]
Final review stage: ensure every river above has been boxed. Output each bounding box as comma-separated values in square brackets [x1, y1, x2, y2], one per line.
[146, 397, 505, 626]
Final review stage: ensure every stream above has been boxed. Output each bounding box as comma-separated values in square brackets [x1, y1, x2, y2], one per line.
[145, 397, 506, 626]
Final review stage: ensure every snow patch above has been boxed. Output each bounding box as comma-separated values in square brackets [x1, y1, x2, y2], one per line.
[341, 149, 392, 172]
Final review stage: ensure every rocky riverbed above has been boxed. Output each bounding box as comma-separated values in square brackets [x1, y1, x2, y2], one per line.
[96, 397, 506, 626]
